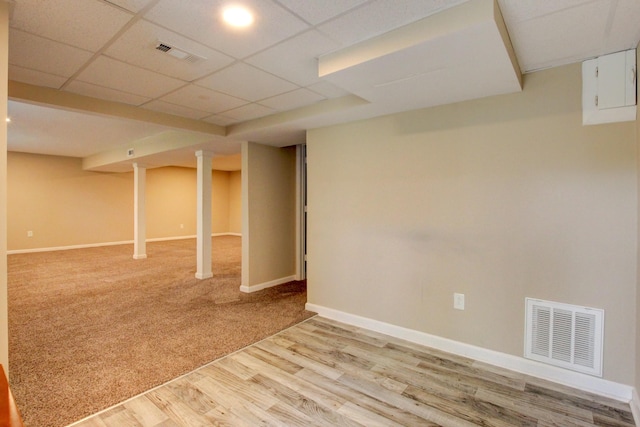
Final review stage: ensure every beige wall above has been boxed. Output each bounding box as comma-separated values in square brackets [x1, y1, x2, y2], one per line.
[8, 152, 134, 250]
[146, 166, 195, 238]
[7, 153, 241, 251]
[0, 2, 9, 370]
[636, 40, 640, 393]
[212, 170, 230, 233]
[307, 62, 637, 385]
[229, 171, 241, 233]
[242, 142, 295, 288]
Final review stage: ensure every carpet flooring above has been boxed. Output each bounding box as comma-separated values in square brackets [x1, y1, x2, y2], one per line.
[7, 236, 314, 427]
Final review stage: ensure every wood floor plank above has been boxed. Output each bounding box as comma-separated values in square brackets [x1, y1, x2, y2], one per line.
[523, 383, 635, 425]
[194, 365, 278, 411]
[337, 401, 407, 427]
[230, 351, 347, 412]
[403, 383, 537, 427]
[165, 377, 220, 416]
[145, 387, 216, 426]
[249, 373, 363, 427]
[71, 316, 635, 427]
[243, 345, 304, 375]
[73, 415, 110, 427]
[192, 375, 285, 426]
[296, 367, 440, 426]
[100, 407, 144, 427]
[123, 395, 173, 427]
[474, 388, 595, 427]
[265, 402, 317, 427]
[337, 371, 479, 427]
[255, 338, 343, 380]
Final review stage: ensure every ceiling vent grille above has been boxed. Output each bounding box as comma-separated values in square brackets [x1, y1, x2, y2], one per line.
[525, 298, 603, 377]
[154, 41, 205, 64]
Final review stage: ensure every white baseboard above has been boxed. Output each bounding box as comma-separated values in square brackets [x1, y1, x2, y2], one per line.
[240, 275, 296, 293]
[305, 303, 634, 404]
[7, 240, 135, 254]
[631, 388, 640, 426]
[7, 233, 241, 254]
[148, 235, 196, 243]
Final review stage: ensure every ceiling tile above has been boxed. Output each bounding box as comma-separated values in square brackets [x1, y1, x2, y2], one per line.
[246, 30, 340, 86]
[9, 30, 94, 77]
[10, 0, 133, 52]
[306, 81, 352, 98]
[142, 100, 211, 119]
[142, 0, 309, 59]
[275, 0, 370, 25]
[103, 0, 156, 13]
[260, 88, 325, 111]
[159, 84, 248, 114]
[603, 0, 640, 53]
[223, 103, 276, 121]
[508, 0, 611, 72]
[8, 65, 68, 89]
[64, 81, 151, 106]
[197, 63, 298, 102]
[318, 0, 468, 46]
[203, 115, 239, 126]
[106, 20, 234, 81]
[497, 0, 595, 24]
[75, 55, 186, 98]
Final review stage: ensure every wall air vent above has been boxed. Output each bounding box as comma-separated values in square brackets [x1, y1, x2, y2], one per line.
[525, 298, 604, 377]
[154, 41, 206, 64]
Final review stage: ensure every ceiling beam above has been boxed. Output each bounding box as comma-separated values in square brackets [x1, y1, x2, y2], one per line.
[8, 80, 225, 136]
[82, 130, 219, 171]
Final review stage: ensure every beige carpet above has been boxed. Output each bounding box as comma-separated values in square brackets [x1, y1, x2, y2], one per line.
[8, 236, 314, 427]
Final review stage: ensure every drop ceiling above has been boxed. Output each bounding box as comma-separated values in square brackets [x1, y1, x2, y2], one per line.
[7, 0, 640, 172]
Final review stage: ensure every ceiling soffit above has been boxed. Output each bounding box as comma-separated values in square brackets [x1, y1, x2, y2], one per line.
[318, 0, 522, 114]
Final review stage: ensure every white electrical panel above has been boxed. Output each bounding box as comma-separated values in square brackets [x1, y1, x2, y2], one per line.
[582, 49, 636, 125]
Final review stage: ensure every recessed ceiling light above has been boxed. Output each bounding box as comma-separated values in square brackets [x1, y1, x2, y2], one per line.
[5, 117, 10, 123]
[222, 5, 253, 28]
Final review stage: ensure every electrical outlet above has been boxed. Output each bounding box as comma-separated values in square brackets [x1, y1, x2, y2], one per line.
[27, 230, 33, 237]
[454, 293, 465, 310]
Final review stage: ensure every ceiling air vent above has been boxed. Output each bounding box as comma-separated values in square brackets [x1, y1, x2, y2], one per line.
[154, 41, 205, 64]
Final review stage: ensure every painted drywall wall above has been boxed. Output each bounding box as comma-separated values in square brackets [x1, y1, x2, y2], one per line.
[7, 153, 241, 251]
[146, 166, 195, 238]
[146, 167, 231, 237]
[636, 40, 640, 395]
[8, 153, 134, 250]
[241, 142, 295, 288]
[212, 170, 230, 233]
[0, 2, 9, 371]
[307, 62, 637, 385]
[229, 171, 241, 234]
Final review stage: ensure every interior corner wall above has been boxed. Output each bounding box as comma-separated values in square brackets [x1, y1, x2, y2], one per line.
[7, 153, 240, 251]
[307, 62, 637, 385]
[241, 142, 296, 288]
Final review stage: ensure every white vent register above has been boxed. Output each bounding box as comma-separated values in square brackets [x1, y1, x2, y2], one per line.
[525, 298, 604, 377]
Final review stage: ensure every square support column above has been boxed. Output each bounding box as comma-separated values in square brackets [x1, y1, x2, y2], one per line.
[195, 150, 213, 279]
[133, 163, 147, 260]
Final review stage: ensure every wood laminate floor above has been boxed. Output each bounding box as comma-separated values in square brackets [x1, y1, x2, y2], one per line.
[70, 316, 636, 427]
